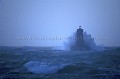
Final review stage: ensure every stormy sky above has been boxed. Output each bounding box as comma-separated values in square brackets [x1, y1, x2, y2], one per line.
[0, 0, 120, 46]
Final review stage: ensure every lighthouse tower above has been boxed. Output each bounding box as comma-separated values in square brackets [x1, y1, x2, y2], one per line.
[74, 26, 85, 50]
[76, 26, 85, 50]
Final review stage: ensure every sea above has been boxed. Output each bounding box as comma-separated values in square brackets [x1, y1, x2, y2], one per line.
[0, 46, 120, 79]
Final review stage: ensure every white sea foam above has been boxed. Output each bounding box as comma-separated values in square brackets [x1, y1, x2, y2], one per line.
[24, 61, 66, 74]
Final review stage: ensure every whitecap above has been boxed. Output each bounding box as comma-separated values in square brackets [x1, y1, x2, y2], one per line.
[24, 61, 66, 74]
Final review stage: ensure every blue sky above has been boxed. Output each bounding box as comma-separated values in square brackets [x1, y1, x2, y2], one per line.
[0, 0, 120, 46]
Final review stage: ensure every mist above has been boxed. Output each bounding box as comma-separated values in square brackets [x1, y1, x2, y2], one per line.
[0, 0, 120, 46]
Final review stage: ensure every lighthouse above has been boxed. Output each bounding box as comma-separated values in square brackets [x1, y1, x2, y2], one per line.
[76, 26, 85, 50]
[70, 26, 86, 50]
[73, 26, 85, 50]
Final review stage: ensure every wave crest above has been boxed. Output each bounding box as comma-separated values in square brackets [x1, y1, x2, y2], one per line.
[24, 61, 67, 74]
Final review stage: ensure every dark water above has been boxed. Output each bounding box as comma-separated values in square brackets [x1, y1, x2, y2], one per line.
[0, 46, 120, 79]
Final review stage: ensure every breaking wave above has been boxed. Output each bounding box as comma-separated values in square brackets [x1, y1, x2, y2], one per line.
[64, 31, 104, 51]
[24, 61, 67, 74]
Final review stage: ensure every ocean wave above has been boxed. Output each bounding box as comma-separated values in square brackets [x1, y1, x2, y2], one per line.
[24, 61, 67, 74]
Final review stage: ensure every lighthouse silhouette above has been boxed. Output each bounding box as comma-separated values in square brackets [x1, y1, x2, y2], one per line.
[76, 26, 85, 50]
[71, 26, 87, 50]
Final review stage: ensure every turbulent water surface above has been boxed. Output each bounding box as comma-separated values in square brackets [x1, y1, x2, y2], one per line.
[0, 46, 120, 79]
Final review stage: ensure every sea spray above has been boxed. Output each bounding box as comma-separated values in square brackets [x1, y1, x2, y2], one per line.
[83, 31, 104, 51]
[64, 27, 104, 51]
